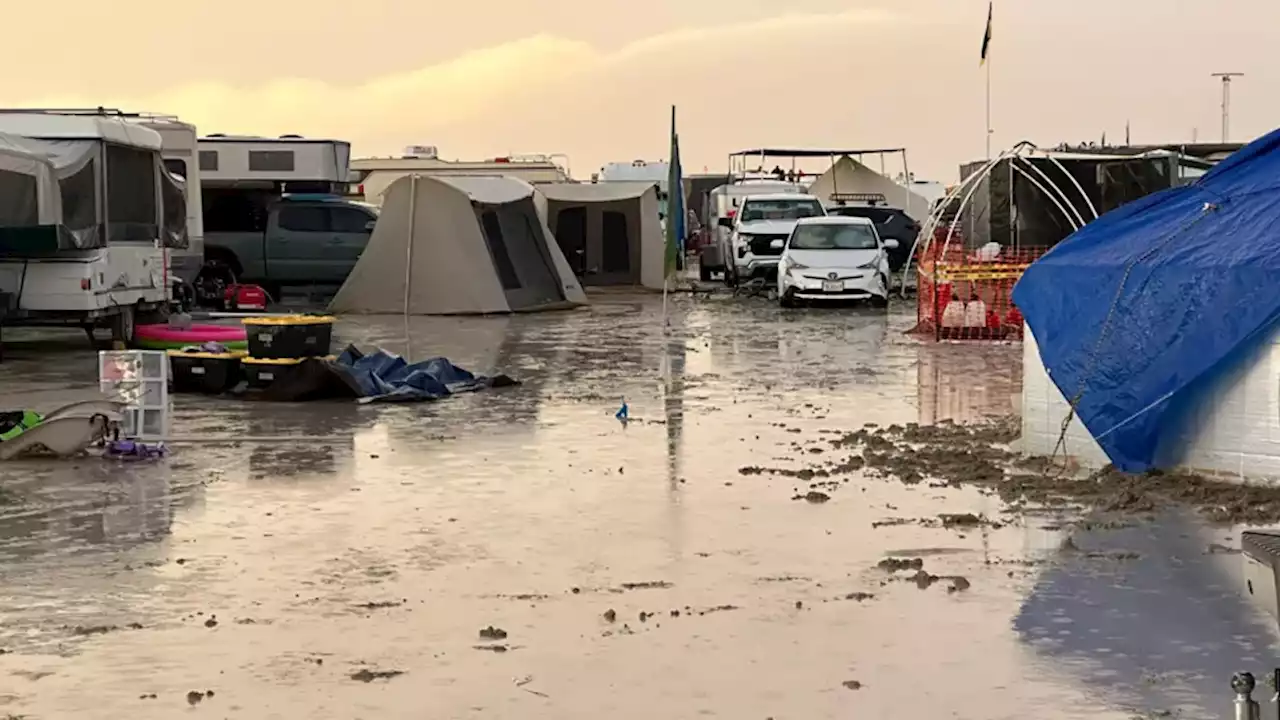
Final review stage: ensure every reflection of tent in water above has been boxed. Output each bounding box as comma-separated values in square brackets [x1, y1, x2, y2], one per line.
[329, 175, 587, 316]
[538, 181, 665, 290]
[1014, 516, 1278, 717]
[806, 155, 932, 221]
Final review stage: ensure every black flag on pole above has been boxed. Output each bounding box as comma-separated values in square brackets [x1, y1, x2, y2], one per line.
[980, 2, 993, 65]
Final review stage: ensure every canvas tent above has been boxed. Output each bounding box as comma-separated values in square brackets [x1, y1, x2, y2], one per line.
[329, 174, 586, 315]
[538, 181, 664, 290]
[808, 155, 932, 221]
[0, 132, 63, 230]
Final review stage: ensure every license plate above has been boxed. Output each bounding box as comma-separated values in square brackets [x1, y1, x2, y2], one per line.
[822, 280, 843, 292]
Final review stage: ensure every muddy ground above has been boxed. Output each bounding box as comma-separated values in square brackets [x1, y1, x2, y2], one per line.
[0, 293, 1275, 719]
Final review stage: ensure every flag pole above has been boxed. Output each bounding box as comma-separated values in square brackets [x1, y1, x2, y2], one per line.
[985, 56, 991, 159]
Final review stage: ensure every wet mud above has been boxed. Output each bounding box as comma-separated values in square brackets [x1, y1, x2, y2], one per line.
[0, 296, 1275, 719]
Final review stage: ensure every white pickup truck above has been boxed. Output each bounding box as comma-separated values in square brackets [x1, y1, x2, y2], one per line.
[716, 193, 826, 287]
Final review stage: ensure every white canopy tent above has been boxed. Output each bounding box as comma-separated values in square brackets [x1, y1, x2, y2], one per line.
[808, 155, 932, 221]
[538, 181, 665, 290]
[329, 174, 587, 316]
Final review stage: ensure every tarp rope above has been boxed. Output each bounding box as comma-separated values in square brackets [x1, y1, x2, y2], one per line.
[1047, 202, 1220, 475]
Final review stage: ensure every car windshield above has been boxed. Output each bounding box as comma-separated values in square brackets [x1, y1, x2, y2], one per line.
[788, 223, 878, 250]
[739, 199, 823, 222]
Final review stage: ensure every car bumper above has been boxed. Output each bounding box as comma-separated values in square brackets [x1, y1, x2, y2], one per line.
[735, 257, 780, 278]
[780, 269, 886, 300]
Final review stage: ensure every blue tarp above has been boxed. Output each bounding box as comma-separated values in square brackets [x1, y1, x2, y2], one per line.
[1012, 128, 1280, 472]
[335, 347, 511, 403]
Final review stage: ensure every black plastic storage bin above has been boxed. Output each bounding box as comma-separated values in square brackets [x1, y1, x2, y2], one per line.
[241, 356, 305, 390]
[243, 315, 334, 359]
[168, 351, 246, 394]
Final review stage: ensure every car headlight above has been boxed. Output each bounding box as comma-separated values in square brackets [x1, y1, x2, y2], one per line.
[784, 260, 809, 272]
[858, 259, 879, 269]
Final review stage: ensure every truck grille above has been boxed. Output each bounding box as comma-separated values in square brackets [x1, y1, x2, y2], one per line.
[746, 234, 788, 256]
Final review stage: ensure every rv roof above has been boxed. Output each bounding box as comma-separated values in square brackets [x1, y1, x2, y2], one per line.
[0, 112, 162, 149]
[200, 135, 348, 145]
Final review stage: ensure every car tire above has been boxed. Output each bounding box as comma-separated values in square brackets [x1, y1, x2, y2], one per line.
[699, 262, 713, 282]
[725, 265, 738, 288]
[779, 289, 797, 308]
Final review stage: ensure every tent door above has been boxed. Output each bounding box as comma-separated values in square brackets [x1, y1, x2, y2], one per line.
[476, 200, 564, 310]
[553, 205, 587, 276]
[587, 209, 635, 285]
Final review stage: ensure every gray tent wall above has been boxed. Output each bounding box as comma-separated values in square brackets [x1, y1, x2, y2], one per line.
[538, 181, 665, 290]
[328, 174, 586, 316]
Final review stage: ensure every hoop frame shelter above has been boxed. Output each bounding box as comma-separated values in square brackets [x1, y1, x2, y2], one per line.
[900, 141, 1102, 297]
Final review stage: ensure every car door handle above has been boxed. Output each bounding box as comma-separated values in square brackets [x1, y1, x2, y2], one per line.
[327, 237, 343, 244]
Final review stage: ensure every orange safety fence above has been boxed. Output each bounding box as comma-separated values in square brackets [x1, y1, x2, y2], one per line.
[914, 233, 1047, 341]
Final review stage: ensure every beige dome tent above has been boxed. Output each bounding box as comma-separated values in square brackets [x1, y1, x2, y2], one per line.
[808, 155, 932, 221]
[329, 175, 587, 315]
[538, 181, 664, 290]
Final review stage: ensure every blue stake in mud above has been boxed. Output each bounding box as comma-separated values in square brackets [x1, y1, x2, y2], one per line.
[615, 401, 629, 423]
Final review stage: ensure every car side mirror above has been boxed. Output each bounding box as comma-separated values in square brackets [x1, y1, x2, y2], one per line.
[883, 239, 899, 250]
[364, 219, 377, 232]
[717, 217, 734, 228]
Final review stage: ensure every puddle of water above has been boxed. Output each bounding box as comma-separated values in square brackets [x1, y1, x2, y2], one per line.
[0, 295, 1270, 719]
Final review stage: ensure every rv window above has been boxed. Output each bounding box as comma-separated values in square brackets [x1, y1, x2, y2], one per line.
[479, 210, 521, 290]
[249, 151, 295, 173]
[106, 144, 159, 242]
[0, 170, 38, 227]
[329, 206, 375, 233]
[278, 205, 328, 233]
[199, 150, 218, 172]
[164, 158, 188, 180]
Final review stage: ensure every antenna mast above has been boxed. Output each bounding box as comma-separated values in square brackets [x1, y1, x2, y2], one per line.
[1210, 72, 1244, 142]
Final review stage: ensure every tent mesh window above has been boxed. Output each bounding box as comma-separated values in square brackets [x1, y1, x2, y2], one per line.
[59, 158, 98, 235]
[0, 169, 38, 227]
[601, 211, 630, 272]
[160, 170, 188, 248]
[479, 209, 522, 290]
[106, 144, 159, 242]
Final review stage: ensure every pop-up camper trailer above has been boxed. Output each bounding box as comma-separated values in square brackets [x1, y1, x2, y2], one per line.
[0, 110, 183, 345]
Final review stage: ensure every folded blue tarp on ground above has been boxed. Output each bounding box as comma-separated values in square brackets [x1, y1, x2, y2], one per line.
[335, 346, 506, 403]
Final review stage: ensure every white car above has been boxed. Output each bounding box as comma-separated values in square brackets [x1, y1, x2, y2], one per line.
[777, 216, 898, 308]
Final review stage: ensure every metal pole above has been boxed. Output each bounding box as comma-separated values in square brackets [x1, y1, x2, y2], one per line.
[985, 58, 992, 159]
[403, 174, 419, 360]
[1212, 72, 1243, 143]
[1231, 671, 1260, 720]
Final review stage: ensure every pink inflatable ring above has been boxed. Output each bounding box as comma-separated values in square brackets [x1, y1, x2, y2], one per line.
[135, 323, 248, 351]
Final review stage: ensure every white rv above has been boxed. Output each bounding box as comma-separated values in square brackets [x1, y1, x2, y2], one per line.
[197, 135, 351, 190]
[0, 111, 177, 343]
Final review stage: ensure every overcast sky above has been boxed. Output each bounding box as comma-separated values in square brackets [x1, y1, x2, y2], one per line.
[7, 0, 1276, 180]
